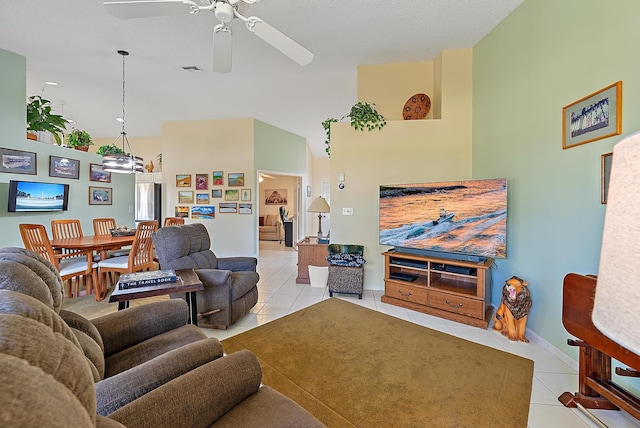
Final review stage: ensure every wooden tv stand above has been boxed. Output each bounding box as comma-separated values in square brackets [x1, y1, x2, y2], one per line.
[381, 250, 494, 328]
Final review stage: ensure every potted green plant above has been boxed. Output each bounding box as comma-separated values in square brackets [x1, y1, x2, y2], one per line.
[96, 144, 126, 155]
[65, 128, 94, 151]
[322, 101, 387, 157]
[26, 95, 69, 145]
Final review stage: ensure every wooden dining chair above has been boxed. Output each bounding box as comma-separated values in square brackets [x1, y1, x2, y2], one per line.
[19, 223, 98, 298]
[163, 217, 185, 226]
[93, 217, 130, 258]
[97, 221, 159, 291]
[51, 219, 84, 255]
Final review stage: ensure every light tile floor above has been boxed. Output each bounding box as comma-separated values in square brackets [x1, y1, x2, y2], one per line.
[205, 241, 639, 428]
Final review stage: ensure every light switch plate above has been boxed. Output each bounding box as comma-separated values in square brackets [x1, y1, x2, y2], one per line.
[342, 207, 353, 215]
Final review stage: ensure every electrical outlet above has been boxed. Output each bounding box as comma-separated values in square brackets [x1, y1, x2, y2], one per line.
[129, 205, 134, 213]
[342, 207, 353, 215]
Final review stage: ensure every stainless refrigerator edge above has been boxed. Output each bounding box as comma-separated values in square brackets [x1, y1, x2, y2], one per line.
[135, 182, 162, 224]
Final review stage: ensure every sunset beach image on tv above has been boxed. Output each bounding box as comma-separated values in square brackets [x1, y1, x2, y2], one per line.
[379, 178, 507, 259]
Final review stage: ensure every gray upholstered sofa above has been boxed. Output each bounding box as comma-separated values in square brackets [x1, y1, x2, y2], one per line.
[153, 223, 259, 329]
[0, 247, 325, 427]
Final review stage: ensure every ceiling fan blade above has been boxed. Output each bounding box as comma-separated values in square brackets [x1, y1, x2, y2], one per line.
[245, 17, 314, 66]
[212, 24, 232, 73]
[103, 0, 194, 19]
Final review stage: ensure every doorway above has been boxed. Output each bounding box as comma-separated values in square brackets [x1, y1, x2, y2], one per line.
[257, 172, 302, 251]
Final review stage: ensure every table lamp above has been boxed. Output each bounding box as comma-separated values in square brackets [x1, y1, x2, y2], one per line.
[307, 196, 330, 238]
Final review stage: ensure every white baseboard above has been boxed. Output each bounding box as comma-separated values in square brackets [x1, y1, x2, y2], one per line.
[527, 329, 578, 372]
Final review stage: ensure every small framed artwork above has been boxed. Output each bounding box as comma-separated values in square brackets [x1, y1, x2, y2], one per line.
[89, 186, 112, 205]
[90, 163, 111, 183]
[212, 171, 224, 185]
[178, 191, 194, 204]
[562, 81, 622, 149]
[239, 203, 253, 214]
[176, 174, 192, 187]
[0, 147, 37, 175]
[225, 189, 239, 201]
[228, 172, 244, 186]
[191, 206, 215, 219]
[601, 152, 613, 204]
[307, 185, 311, 197]
[211, 189, 222, 198]
[241, 188, 251, 201]
[219, 202, 237, 213]
[175, 205, 189, 218]
[265, 189, 288, 205]
[49, 155, 80, 179]
[196, 173, 208, 190]
[196, 193, 210, 204]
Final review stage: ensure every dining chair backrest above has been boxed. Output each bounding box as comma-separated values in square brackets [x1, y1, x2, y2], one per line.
[128, 221, 159, 272]
[163, 217, 185, 226]
[93, 218, 117, 236]
[19, 224, 57, 267]
[51, 219, 83, 240]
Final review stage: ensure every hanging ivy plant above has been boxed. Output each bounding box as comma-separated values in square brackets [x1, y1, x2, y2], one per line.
[322, 101, 386, 157]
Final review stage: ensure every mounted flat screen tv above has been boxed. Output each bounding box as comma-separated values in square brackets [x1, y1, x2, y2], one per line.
[379, 178, 507, 262]
[7, 180, 69, 212]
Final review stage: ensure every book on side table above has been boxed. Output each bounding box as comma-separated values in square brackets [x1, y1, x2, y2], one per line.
[119, 269, 177, 289]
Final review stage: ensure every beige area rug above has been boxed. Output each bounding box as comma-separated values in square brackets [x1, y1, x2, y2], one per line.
[222, 298, 533, 428]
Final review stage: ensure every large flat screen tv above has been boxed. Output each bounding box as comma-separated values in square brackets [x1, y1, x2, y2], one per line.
[379, 178, 507, 262]
[8, 180, 69, 212]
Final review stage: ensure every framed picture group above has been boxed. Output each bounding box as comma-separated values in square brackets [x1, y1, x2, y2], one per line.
[175, 171, 252, 219]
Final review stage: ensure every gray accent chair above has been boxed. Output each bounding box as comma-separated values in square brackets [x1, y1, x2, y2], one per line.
[153, 223, 259, 329]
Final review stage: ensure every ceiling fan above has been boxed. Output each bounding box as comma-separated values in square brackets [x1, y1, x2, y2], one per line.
[103, 0, 314, 73]
[258, 173, 275, 182]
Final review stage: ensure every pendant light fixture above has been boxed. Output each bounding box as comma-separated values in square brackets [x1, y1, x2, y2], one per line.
[102, 50, 143, 174]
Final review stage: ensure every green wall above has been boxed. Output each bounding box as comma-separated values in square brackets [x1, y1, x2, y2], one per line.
[473, 0, 640, 357]
[253, 119, 307, 175]
[0, 48, 135, 247]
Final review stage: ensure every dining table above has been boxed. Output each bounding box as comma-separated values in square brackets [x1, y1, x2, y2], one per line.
[51, 234, 135, 300]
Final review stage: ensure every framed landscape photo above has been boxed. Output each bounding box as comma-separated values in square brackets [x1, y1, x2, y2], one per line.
[0, 147, 37, 175]
[49, 155, 80, 179]
[219, 202, 237, 213]
[239, 203, 252, 214]
[225, 189, 239, 201]
[176, 174, 191, 187]
[212, 171, 224, 185]
[196, 193, 210, 204]
[601, 152, 613, 204]
[89, 186, 112, 205]
[90, 163, 111, 182]
[175, 205, 189, 218]
[562, 81, 622, 149]
[178, 191, 194, 204]
[196, 173, 208, 190]
[228, 172, 244, 186]
[191, 206, 215, 219]
[211, 189, 222, 198]
[241, 188, 251, 201]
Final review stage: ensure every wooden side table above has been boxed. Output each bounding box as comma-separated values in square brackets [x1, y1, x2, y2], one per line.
[296, 237, 329, 284]
[109, 269, 204, 325]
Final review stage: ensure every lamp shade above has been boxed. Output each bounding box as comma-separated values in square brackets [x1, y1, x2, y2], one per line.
[593, 131, 640, 356]
[307, 196, 330, 213]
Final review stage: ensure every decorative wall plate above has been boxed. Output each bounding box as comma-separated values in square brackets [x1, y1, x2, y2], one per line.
[403, 93, 431, 120]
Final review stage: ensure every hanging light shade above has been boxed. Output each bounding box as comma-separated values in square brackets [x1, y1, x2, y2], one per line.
[102, 50, 143, 174]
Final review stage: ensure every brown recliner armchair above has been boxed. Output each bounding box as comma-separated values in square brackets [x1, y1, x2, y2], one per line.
[152, 223, 259, 329]
[0, 247, 222, 415]
[0, 249, 325, 427]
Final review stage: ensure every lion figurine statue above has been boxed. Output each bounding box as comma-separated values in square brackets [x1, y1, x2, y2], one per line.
[493, 275, 532, 342]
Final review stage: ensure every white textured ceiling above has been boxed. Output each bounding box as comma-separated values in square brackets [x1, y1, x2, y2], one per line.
[0, 0, 524, 156]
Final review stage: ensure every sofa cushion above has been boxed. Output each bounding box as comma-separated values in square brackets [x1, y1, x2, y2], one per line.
[264, 214, 279, 226]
